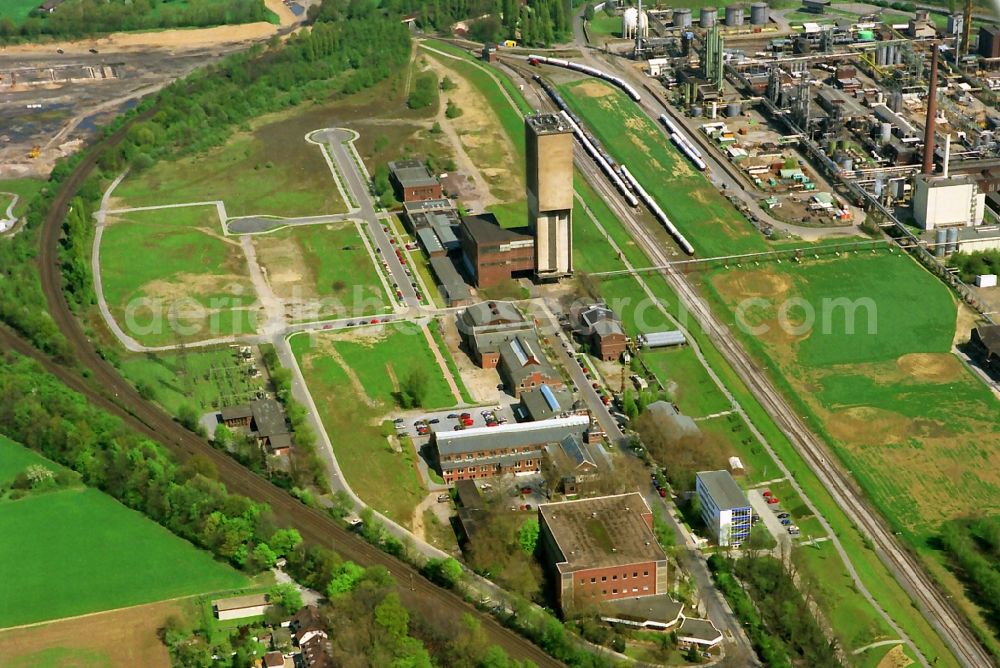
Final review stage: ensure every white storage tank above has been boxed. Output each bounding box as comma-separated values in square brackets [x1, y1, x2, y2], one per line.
[750, 2, 768, 25]
[934, 228, 947, 257]
[623, 7, 639, 38]
[946, 227, 959, 253]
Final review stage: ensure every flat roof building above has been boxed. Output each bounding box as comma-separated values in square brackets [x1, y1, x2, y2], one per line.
[213, 593, 270, 621]
[538, 493, 668, 613]
[519, 383, 573, 421]
[696, 470, 751, 547]
[459, 213, 535, 287]
[599, 595, 684, 631]
[388, 159, 443, 202]
[429, 256, 473, 307]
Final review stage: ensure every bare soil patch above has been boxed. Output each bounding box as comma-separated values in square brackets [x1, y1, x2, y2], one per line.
[575, 80, 614, 98]
[895, 353, 965, 384]
[824, 406, 913, 446]
[953, 302, 980, 346]
[142, 272, 251, 304]
[252, 233, 314, 300]
[0, 598, 188, 668]
[876, 644, 913, 668]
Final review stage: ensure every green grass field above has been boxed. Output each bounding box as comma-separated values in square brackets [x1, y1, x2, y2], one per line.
[290, 332, 428, 526]
[114, 112, 346, 219]
[559, 78, 767, 258]
[0, 440, 247, 629]
[0, 0, 41, 23]
[252, 222, 390, 319]
[119, 347, 266, 416]
[100, 205, 256, 346]
[640, 347, 732, 418]
[793, 541, 898, 653]
[586, 14, 623, 40]
[0, 436, 62, 484]
[0, 178, 44, 218]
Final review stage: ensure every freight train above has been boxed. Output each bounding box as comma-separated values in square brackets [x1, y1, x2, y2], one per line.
[619, 165, 696, 255]
[658, 114, 707, 171]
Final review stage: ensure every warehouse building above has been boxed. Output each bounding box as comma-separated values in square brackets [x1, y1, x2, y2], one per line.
[912, 174, 987, 230]
[518, 383, 573, 421]
[388, 159, 443, 202]
[456, 301, 533, 368]
[497, 333, 564, 398]
[538, 493, 668, 614]
[428, 256, 473, 307]
[434, 415, 589, 483]
[696, 470, 752, 547]
[459, 213, 535, 287]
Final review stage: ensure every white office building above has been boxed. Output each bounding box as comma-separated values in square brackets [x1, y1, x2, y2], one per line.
[696, 470, 751, 547]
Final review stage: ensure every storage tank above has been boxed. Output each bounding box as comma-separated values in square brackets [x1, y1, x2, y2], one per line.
[880, 122, 893, 144]
[673, 8, 692, 28]
[623, 7, 638, 38]
[690, 104, 704, 117]
[840, 156, 854, 171]
[935, 228, 947, 257]
[946, 227, 959, 254]
[725, 4, 744, 26]
[639, 10, 649, 35]
[700, 7, 716, 28]
[750, 2, 768, 25]
[726, 101, 742, 117]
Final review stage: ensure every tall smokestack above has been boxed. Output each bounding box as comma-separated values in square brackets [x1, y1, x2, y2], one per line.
[922, 45, 939, 175]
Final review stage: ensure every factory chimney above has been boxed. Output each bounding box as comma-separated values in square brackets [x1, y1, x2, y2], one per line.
[922, 45, 939, 175]
[943, 133, 951, 179]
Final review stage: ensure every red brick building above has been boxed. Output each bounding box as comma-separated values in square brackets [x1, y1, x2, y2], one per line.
[388, 159, 443, 202]
[575, 304, 628, 362]
[456, 300, 533, 368]
[538, 493, 668, 614]
[459, 214, 534, 287]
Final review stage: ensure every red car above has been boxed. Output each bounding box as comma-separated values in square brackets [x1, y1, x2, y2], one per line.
[370, 318, 379, 324]
[763, 490, 772, 497]
[658, 488, 667, 498]
[767, 497, 780, 505]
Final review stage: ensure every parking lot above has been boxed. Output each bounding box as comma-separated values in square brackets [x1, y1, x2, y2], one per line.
[395, 404, 518, 438]
[748, 487, 796, 547]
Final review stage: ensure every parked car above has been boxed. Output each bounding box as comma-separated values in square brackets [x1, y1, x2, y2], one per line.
[658, 488, 667, 498]
[780, 519, 792, 526]
[437, 494, 450, 503]
[460, 412, 471, 419]
[777, 512, 790, 519]
[766, 497, 780, 504]
[394, 418, 405, 424]
[763, 490, 772, 497]
[447, 413, 459, 419]
[370, 318, 379, 324]
[787, 527, 800, 535]
[520, 486, 532, 495]
[429, 418, 440, 424]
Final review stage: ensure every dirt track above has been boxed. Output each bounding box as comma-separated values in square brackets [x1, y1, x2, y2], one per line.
[5, 110, 561, 667]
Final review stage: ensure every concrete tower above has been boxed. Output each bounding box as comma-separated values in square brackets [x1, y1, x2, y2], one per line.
[526, 113, 574, 278]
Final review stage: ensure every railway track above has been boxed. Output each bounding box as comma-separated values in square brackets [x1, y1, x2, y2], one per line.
[511, 58, 992, 667]
[19, 100, 562, 668]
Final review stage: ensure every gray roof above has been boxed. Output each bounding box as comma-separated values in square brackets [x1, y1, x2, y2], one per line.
[646, 401, 700, 439]
[403, 198, 453, 214]
[499, 334, 559, 386]
[460, 301, 525, 329]
[520, 384, 572, 421]
[460, 214, 534, 246]
[697, 470, 750, 511]
[678, 618, 723, 644]
[580, 304, 616, 329]
[388, 159, 439, 188]
[417, 227, 444, 254]
[435, 415, 589, 457]
[429, 256, 471, 302]
[592, 319, 625, 338]
[251, 399, 288, 438]
[600, 595, 684, 626]
[221, 404, 252, 421]
[454, 479, 482, 509]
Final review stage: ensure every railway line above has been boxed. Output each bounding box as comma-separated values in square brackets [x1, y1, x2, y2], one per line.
[19, 100, 563, 668]
[512, 53, 991, 667]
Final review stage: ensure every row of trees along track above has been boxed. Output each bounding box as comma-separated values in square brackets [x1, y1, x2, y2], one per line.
[512, 64, 993, 668]
[17, 108, 562, 667]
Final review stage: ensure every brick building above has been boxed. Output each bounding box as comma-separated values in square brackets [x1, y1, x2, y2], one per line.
[497, 333, 564, 398]
[456, 301, 533, 368]
[459, 213, 534, 287]
[575, 304, 628, 362]
[434, 415, 588, 483]
[220, 399, 293, 457]
[388, 159, 443, 202]
[538, 493, 668, 614]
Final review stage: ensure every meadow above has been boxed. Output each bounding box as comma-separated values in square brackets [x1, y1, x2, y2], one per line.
[559, 78, 768, 258]
[0, 178, 44, 218]
[252, 222, 390, 318]
[705, 251, 1000, 544]
[119, 347, 265, 416]
[99, 205, 257, 346]
[290, 331, 428, 526]
[0, 0, 41, 23]
[0, 435, 61, 484]
[113, 111, 347, 219]
[0, 441, 247, 628]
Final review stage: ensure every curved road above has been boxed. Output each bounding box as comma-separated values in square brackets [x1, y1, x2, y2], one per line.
[24, 105, 562, 668]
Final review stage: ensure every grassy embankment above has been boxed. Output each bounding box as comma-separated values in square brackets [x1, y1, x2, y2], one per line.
[0, 436, 248, 629]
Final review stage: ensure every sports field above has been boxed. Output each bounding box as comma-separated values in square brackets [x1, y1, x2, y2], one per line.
[99, 205, 257, 346]
[0, 441, 247, 629]
[559, 78, 767, 258]
[113, 110, 347, 219]
[706, 251, 1000, 544]
[290, 330, 430, 526]
[119, 347, 266, 415]
[252, 222, 389, 318]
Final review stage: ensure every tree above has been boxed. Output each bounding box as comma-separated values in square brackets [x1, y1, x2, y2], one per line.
[178, 403, 201, 432]
[518, 519, 539, 554]
[424, 557, 463, 588]
[214, 423, 233, 449]
[445, 99, 463, 119]
[269, 528, 303, 556]
[584, 3, 595, 20]
[252, 542, 278, 569]
[398, 367, 428, 408]
[269, 583, 303, 615]
[469, 15, 503, 43]
[327, 561, 366, 596]
[440, 76, 456, 91]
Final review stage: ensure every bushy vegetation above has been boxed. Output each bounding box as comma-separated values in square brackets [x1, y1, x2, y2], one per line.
[939, 516, 1000, 636]
[408, 71, 439, 110]
[384, 0, 572, 46]
[0, 0, 274, 42]
[708, 554, 838, 667]
[948, 249, 1000, 284]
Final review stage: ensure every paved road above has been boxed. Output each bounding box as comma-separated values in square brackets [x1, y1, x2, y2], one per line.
[0, 192, 20, 233]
